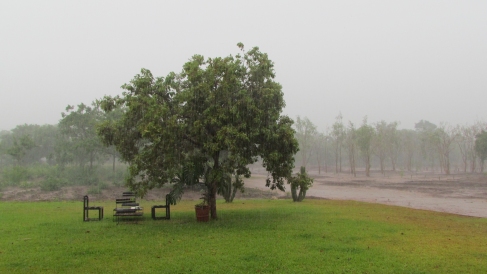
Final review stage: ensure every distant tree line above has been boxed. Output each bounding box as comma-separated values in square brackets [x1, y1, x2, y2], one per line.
[293, 114, 487, 176]
[0, 101, 125, 191]
[1, 103, 486, 193]
[0, 103, 121, 167]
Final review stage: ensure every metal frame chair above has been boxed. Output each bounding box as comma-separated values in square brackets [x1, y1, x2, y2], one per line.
[83, 195, 104, 221]
[151, 194, 171, 220]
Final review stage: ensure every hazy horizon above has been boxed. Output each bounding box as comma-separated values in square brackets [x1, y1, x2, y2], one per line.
[1, 1, 486, 132]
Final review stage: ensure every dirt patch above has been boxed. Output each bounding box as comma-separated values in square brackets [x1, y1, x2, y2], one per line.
[241, 170, 487, 218]
[1, 169, 486, 218]
[310, 171, 487, 218]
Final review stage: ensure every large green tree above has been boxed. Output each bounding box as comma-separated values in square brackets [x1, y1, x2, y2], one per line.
[97, 44, 298, 219]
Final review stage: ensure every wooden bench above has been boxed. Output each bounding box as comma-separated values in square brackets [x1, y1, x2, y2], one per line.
[113, 208, 143, 218]
[113, 192, 143, 224]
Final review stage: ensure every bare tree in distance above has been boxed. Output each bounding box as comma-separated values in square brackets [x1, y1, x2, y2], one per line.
[386, 122, 400, 171]
[455, 124, 473, 173]
[314, 132, 328, 174]
[294, 116, 318, 169]
[400, 129, 417, 172]
[475, 130, 487, 172]
[431, 123, 457, 175]
[373, 121, 388, 174]
[356, 117, 374, 177]
[468, 122, 486, 172]
[331, 113, 345, 173]
[345, 121, 357, 177]
[415, 120, 438, 172]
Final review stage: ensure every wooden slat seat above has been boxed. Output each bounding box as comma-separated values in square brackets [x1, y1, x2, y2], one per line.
[121, 202, 139, 207]
[113, 212, 143, 217]
[114, 208, 137, 213]
[113, 192, 143, 224]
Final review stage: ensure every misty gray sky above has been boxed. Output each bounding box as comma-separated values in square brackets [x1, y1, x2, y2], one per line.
[1, 1, 486, 132]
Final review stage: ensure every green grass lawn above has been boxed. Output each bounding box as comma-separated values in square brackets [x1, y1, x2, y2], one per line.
[1, 199, 486, 273]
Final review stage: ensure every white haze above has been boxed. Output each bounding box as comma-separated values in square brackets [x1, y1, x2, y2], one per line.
[1, 1, 486, 132]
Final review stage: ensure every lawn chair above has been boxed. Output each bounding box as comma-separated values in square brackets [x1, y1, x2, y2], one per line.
[151, 194, 171, 220]
[83, 195, 104, 221]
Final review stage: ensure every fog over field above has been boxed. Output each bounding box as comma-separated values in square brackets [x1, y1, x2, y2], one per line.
[1, 1, 486, 131]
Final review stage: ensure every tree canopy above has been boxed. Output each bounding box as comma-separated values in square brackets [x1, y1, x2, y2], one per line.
[97, 44, 298, 219]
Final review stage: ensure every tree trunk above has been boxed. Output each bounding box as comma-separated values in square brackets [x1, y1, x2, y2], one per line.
[348, 144, 356, 177]
[379, 157, 384, 175]
[365, 154, 370, 177]
[335, 146, 338, 173]
[407, 150, 414, 172]
[324, 144, 328, 173]
[348, 152, 353, 174]
[317, 153, 321, 175]
[352, 154, 356, 177]
[470, 156, 476, 173]
[339, 146, 342, 172]
[445, 153, 450, 175]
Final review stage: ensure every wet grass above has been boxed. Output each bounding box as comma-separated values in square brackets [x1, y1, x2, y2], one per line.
[0, 199, 486, 273]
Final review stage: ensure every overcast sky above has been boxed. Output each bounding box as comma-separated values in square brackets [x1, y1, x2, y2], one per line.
[1, 1, 486, 132]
